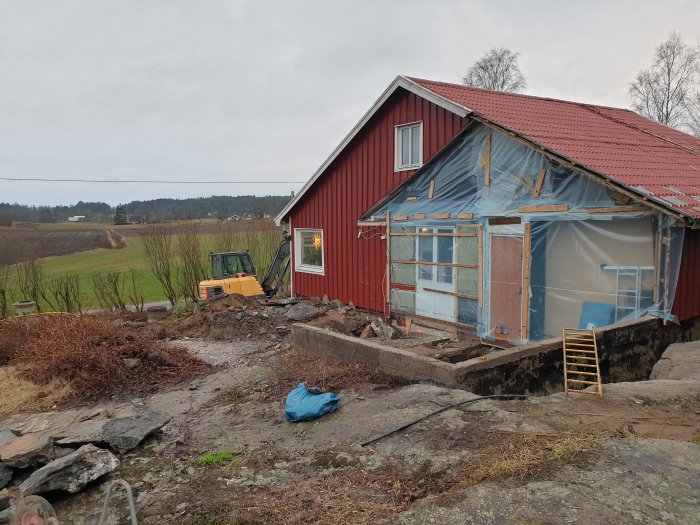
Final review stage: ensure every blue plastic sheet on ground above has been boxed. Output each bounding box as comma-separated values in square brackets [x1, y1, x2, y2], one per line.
[285, 383, 340, 423]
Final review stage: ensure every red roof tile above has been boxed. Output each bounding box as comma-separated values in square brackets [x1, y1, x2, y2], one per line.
[410, 77, 700, 219]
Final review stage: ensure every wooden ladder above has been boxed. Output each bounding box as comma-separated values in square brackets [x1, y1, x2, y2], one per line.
[562, 328, 603, 397]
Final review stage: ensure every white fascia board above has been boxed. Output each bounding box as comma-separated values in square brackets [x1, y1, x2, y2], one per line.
[274, 76, 471, 225]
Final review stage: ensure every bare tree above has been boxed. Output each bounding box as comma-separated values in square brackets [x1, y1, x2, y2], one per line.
[127, 268, 145, 312]
[142, 224, 178, 306]
[177, 223, 207, 302]
[685, 90, 700, 137]
[92, 271, 127, 311]
[0, 265, 11, 318]
[15, 259, 44, 311]
[629, 32, 699, 130]
[48, 273, 82, 313]
[463, 47, 526, 93]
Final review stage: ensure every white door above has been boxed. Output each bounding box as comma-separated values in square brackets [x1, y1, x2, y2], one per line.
[415, 227, 455, 322]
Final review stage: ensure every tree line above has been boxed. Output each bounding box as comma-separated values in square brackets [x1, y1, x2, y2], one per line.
[0, 194, 291, 225]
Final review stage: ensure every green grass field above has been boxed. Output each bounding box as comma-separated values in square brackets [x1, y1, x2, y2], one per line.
[4, 223, 285, 312]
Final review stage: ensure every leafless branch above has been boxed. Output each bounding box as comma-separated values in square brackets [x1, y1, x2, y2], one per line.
[463, 47, 526, 93]
[142, 223, 178, 306]
[629, 32, 699, 131]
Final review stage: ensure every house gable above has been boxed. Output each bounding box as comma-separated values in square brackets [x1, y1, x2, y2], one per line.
[288, 85, 468, 310]
[275, 76, 470, 225]
[365, 123, 648, 223]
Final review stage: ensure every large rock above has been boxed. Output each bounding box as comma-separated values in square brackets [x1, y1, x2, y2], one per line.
[54, 420, 108, 446]
[0, 463, 11, 489]
[0, 434, 54, 468]
[370, 318, 397, 340]
[0, 431, 18, 447]
[102, 412, 170, 452]
[20, 444, 118, 496]
[650, 341, 700, 380]
[285, 303, 323, 322]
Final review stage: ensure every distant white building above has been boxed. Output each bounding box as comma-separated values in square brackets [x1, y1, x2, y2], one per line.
[67, 215, 86, 222]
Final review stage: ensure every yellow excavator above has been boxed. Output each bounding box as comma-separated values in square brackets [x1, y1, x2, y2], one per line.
[198, 233, 291, 301]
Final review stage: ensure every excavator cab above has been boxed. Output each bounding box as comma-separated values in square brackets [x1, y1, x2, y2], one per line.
[198, 233, 291, 301]
[211, 252, 256, 280]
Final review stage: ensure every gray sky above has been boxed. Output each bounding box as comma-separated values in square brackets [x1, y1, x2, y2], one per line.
[1, 0, 698, 206]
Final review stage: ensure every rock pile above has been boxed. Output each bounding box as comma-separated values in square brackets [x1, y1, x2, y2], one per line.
[0, 410, 170, 511]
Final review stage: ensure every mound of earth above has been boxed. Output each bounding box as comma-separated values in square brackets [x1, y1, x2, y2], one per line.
[160, 295, 379, 341]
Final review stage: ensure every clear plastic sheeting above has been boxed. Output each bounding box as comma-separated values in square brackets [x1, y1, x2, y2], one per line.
[526, 216, 683, 341]
[369, 123, 639, 223]
[374, 122, 685, 343]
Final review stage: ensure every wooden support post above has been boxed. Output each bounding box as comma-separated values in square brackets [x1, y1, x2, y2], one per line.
[521, 223, 531, 340]
[484, 133, 491, 187]
[385, 210, 391, 320]
[654, 228, 661, 303]
[532, 167, 546, 198]
[477, 225, 483, 309]
[428, 180, 436, 199]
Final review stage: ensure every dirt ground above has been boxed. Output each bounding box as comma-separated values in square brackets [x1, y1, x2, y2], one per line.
[1, 307, 699, 524]
[0, 228, 124, 265]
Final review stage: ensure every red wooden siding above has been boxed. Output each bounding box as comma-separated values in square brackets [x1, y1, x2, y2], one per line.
[289, 88, 467, 312]
[673, 228, 700, 321]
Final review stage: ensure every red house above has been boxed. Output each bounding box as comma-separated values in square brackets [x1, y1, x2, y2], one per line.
[276, 76, 700, 342]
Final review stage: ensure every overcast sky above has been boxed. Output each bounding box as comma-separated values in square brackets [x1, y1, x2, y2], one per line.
[1, 0, 699, 206]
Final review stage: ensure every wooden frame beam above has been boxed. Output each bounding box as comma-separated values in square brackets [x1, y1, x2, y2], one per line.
[391, 260, 478, 269]
[390, 232, 477, 237]
[521, 223, 531, 340]
[532, 167, 546, 198]
[518, 204, 569, 213]
[423, 287, 479, 300]
[484, 133, 491, 187]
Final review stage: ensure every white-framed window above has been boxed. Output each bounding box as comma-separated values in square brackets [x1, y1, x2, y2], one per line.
[294, 228, 324, 275]
[395, 121, 423, 171]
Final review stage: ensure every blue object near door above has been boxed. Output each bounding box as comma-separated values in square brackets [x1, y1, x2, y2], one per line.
[578, 302, 616, 329]
[285, 383, 341, 422]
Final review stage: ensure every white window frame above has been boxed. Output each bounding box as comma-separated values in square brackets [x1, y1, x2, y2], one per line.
[394, 121, 423, 172]
[294, 228, 325, 275]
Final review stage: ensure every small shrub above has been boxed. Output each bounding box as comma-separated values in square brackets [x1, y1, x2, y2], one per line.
[196, 451, 236, 467]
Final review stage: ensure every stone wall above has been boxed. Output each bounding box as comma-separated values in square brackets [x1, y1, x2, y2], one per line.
[291, 316, 700, 395]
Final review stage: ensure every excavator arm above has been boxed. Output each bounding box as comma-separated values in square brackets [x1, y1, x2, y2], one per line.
[261, 233, 291, 298]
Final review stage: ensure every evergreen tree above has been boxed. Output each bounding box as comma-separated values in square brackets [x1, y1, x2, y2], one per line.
[114, 205, 128, 225]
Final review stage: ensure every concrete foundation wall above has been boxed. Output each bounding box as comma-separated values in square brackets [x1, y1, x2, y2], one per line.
[292, 316, 700, 394]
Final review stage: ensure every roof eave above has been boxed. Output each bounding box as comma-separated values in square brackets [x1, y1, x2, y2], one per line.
[274, 75, 471, 225]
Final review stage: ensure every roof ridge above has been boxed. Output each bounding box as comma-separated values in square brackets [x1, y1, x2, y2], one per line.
[581, 104, 700, 158]
[407, 76, 636, 113]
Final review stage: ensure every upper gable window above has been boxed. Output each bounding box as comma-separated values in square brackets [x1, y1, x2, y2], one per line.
[395, 122, 423, 171]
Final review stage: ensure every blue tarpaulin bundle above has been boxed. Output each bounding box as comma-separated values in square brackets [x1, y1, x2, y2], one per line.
[285, 383, 340, 422]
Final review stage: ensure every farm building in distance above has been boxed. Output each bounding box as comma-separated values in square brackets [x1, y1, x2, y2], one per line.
[276, 76, 700, 344]
[67, 215, 87, 222]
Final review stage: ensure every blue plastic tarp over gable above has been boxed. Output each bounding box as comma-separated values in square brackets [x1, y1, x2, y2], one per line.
[285, 383, 341, 422]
